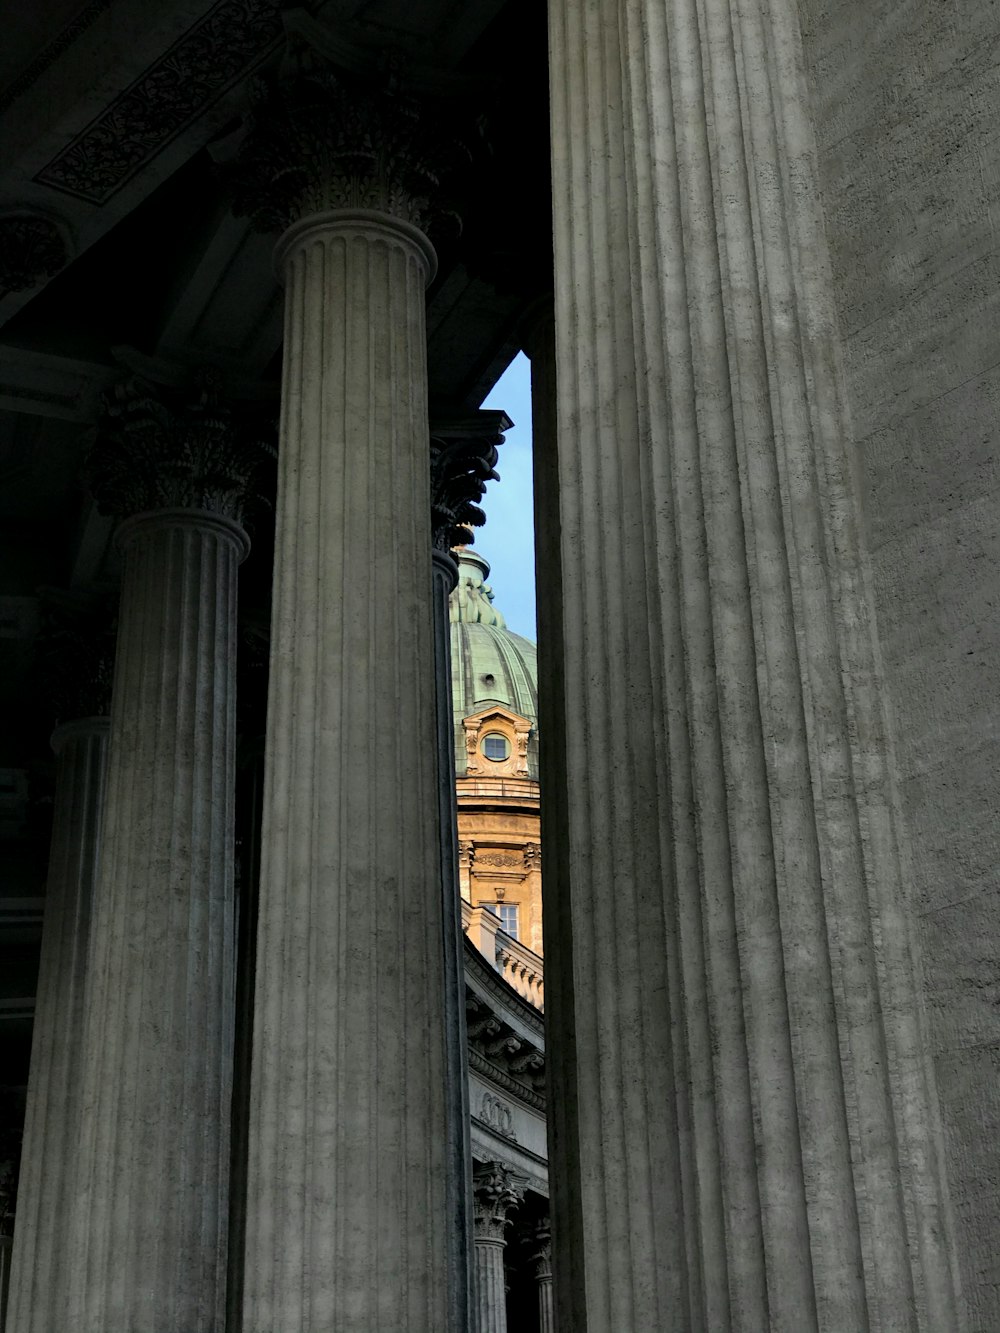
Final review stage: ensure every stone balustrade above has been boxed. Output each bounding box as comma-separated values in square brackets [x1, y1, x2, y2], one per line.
[463, 901, 544, 1011]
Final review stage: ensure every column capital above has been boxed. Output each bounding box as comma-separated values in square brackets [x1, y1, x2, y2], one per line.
[429, 411, 509, 552]
[87, 373, 274, 530]
[228, 53, 476, 239]
[472, 1161, 526, 1244]
[531, 1216, 552, 1280]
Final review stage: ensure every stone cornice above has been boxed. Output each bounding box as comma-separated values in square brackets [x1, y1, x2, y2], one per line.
[464, 936, 544, 1042]
[468, 1047, 545, 1114]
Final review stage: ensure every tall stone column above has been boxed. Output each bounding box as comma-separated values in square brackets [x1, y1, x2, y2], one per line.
[472, 1162, 524, 1333]
[532, 1217, 554, 1333]
[229, 53, 472, 1329]
[6, 599, 114, 1333]
[545, 0, 960, 1330]
[50, 376, 264, 1331]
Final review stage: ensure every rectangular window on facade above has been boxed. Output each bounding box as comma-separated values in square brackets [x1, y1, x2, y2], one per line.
[498, 903, 518, 939]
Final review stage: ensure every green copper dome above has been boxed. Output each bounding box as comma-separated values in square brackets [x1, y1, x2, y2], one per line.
[449, 549, 538, 779]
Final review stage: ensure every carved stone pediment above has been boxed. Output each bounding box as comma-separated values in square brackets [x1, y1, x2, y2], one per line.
[462, 703, 532, 777]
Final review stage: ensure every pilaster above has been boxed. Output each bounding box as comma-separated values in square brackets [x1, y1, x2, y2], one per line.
[545, 0, 959, 1329]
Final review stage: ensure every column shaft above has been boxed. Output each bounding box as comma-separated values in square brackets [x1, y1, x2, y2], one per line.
[243, 211, 450, 1328]
[474, 1240, 507, 1333]
[538, 1276, 554, 1333]
[545, 0, 959, 1328]
[64, 512, 244, 1331]
[432, 549, 474, 1331]
[7, 719, 109, 1332]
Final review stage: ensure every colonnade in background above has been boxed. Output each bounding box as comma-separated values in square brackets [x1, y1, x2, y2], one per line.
[4, 0, 961, 1327]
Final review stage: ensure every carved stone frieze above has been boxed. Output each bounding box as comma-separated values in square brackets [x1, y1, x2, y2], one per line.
[479, 1091, 516, 1141]
[34, 0, 282, 203]
[472, 1161, 526, 1243]
[88, 373, 275, 524]
[476, 851, 520, 869]
[228, 52, 478, 236]
[0, 214, 68, 295]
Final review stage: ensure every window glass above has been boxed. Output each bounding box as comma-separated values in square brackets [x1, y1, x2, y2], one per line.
[482, 732, 510, 762]
[498, 903, 519, 939]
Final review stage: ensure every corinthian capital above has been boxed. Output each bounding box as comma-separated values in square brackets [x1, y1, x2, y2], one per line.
[473, 1161, 526, 1244]
[429, 411, 509, 552]
[227, 50, 476, 236]
[87, 373, 275, 526]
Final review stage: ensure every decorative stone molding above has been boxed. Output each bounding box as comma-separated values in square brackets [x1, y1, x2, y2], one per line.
[462, 705, 532, 778]
[472, 1162, 526, 1243]
[429, 410, 509, 549]
[532, 1217, 552, 1281]
[88, 373, 275, 524]
[479, 1091, 516, 1141]
[0, 214, 68, 295]
[476, 851, 520, 870]
[33, 0, 282, 203]
[465, 989, 546, 1104]
[228, 52, 477, 236]
[34, 590, 117, 726]
[430, 432, 500, 551]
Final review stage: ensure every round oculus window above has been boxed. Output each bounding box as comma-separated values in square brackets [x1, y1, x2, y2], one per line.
[482, 733, 510, 762]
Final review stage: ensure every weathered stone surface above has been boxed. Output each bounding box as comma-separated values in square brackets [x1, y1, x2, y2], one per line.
[6, 718, 109, 1333]
[58, 510, 247, 1331]
[473, 1161, 524, 1333]
[432, 547, 474, 1331]
[797, 3, 1000, 1323]
[242, 209, 452, 1328]
[543, 0, 959, 1327]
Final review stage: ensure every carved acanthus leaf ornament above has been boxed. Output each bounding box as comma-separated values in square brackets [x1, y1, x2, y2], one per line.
[472, 1161, 526, 1242]
[228, 55, 479, 235]
[430, 432, 501, 551]
[88, 373, 275, 524]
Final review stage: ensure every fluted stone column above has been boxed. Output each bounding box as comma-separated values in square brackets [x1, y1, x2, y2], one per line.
[544, 0, 960, 1329]
[6, 600, 114, 1333]
[532, 1219, 554, 1333]
[229, 54, 471, 1328]
[472, 1163, 524, 1333]
[48, 377, 263, 1331]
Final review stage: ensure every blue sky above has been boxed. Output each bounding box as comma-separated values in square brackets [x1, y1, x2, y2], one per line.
[477, 351, 537, 641]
